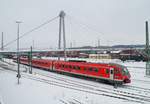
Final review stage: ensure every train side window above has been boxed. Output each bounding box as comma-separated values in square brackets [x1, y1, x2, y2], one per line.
[69, 65, 72, 69]
[89, 67, 93, 71]
[72, 66, 80, 70]
[59, 64, 61, 67]
[94, 68, 98, 72]
[62, 64, 64, 68]
[84, 68, 87, 71]
[74, 66, 77, 70]
[77, 66, 80, 70]
[106, 69, 109, 74]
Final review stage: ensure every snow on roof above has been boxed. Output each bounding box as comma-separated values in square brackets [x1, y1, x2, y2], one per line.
[110, 50, 121, 53]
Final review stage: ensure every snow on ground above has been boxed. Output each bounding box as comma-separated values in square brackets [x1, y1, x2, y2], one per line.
[0, 68, 131, 104]
[0, 58, 150, 104]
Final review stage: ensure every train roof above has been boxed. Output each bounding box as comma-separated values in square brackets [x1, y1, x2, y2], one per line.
[31, 58, 126, 69]
[109, 63, 126, 69]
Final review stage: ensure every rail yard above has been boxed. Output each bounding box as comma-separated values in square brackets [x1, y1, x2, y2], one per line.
[0, 0, 150, 104]
[0, 58, 150, 104]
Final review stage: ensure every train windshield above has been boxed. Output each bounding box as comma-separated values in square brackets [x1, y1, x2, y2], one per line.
[122, 67, 130, 76]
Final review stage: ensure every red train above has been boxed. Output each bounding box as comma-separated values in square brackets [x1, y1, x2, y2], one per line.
[16, 58, 131, 84]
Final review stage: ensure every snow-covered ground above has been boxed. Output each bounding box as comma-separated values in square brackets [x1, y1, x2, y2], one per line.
[0, 58, 150, 104]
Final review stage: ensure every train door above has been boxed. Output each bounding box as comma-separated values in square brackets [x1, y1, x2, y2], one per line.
[110, 68, 114, 80]
[50, 61, 55, 71]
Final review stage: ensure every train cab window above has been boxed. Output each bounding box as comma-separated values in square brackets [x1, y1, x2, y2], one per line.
[122, 67, 129, 75]
[106, 69, 109, 74]
[115, 69, 120, 74]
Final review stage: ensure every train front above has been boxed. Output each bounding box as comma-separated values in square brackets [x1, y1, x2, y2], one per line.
[122, 66, 131, 83]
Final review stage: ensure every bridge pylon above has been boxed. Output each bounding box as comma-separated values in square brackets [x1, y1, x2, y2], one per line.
[58, 11, 67, 61]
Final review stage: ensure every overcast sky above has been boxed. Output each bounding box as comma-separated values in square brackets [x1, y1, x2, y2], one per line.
[0, 0, 150, 50]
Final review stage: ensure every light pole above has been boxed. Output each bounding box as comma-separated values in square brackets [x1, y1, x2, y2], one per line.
[16, 21, 22, 84]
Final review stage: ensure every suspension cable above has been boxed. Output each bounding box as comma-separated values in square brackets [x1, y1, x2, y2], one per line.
[67, 15, 105, 36]
[3, 16, 59, 48]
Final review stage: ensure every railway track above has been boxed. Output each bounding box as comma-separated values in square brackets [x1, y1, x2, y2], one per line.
[59, 98, 84, 104]
[122, 85, 150, 94]
[31, 69, 150, 95]
[1, 61, 150, 94]
[126, 66, 146, 69]
[0, 68, 141, 103]
[132, 79, 150, 84]
[0, 63, 150, 104]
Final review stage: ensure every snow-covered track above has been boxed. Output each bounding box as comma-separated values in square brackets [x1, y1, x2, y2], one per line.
[132, 79, 150, 84]
[122, 85, 150, 93]
[34, 72, 150, 97]
[126, 66, 146, 69]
